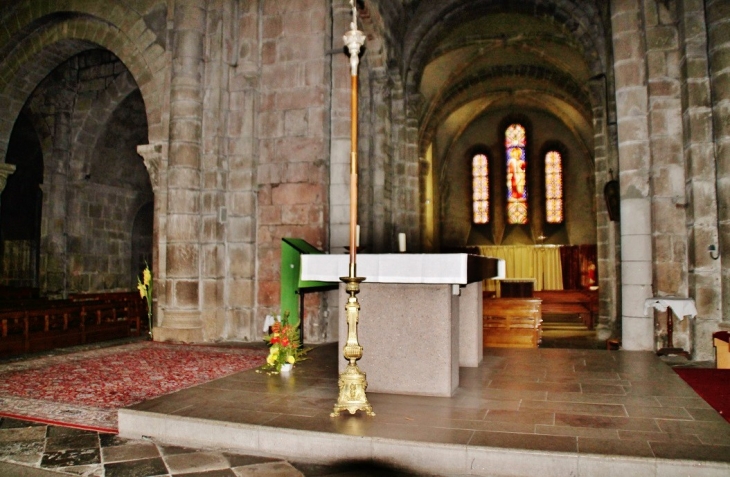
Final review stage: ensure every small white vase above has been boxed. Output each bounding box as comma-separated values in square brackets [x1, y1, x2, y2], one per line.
[280, 363, 293, 374]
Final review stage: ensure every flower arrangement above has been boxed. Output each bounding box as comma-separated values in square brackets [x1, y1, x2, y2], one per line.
[260, 312, 310, 374]
[136, 264, 153, 338]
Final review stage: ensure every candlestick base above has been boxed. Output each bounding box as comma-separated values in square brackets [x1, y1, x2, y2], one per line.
[331, 361, 374, 417]
[331, 275, 374, 417]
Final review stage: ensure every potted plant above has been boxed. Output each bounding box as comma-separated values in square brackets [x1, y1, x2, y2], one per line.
[136, 264, 153, 339]
[261, 312, 310, 374]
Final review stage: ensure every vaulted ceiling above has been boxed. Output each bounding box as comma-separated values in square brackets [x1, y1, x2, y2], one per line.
[368, 0, 611, 156]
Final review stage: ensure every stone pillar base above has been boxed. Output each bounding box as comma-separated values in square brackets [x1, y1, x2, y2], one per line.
[622, 316, 654, 351]
[153, 310, 205, 343]
[152, 326, 204, 343]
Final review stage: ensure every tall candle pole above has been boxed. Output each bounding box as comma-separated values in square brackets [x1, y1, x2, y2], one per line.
[332, 0, 374, 417]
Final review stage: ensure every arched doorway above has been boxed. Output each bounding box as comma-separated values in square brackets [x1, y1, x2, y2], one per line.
[0, 49, 153, 297]
[1, 113, 44, 288]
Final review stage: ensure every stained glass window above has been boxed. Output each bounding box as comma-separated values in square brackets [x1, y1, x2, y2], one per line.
[545, 151, 563, 223]
[505, 124, 527, 224]
[472, 153, 489, 224]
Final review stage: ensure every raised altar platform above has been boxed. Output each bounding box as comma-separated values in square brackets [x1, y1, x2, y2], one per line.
[118, 343, 730, 477]
[301, 253, 503, 396]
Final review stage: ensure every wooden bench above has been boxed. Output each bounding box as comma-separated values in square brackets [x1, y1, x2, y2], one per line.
[70, 291, 145, 335]
[483, 298, 542, 348]
[533, 290, 598, 329]
[0, 292, 144, 358]
[715, 331, 730, 369]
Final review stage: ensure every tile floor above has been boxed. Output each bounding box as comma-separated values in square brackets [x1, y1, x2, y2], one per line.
[2, 336, 729, 476]
[0, 416, 429, 476]
[122, 343, 730, 475]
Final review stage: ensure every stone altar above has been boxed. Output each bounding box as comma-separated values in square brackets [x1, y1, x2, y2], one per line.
[301, 254, 503, 396]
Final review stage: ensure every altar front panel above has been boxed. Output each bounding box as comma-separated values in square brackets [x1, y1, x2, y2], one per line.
[338, 282, 459, 397]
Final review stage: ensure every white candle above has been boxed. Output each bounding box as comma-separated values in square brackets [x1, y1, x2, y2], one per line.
[398, 233, 406, 252]
[356, 225, 360, 247]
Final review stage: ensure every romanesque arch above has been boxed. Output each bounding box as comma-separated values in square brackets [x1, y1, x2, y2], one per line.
[0, 2, 165, 296]
[0, 1, 167, 159]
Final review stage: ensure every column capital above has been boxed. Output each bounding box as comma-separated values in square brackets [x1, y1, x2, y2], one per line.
[136, 143, 167, 191]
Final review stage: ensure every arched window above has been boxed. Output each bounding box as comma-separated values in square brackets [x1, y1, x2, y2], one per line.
[545, 150, 563, 223]
[472, 153, 489, 224]
[505, 124, 527, 224]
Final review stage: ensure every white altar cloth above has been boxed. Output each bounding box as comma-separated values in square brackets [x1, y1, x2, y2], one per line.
[301, 253, 505, 284]
[643, 297, 697, 320]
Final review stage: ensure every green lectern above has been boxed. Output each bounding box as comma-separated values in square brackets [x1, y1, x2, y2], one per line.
[280, 238, 336, 344]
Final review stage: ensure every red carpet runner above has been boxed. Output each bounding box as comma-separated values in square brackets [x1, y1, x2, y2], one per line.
[674, 368, 730, 423]
[0, 341, 266, 433]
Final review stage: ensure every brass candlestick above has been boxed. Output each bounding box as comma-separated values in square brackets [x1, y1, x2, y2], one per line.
[331, 275, 374, 416]
[331, 0, 373, 417]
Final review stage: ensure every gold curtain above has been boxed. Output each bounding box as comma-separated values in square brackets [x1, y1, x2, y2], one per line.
[477, 245, 563, 292]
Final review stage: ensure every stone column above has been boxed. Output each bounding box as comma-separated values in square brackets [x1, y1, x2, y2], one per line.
[644, 0, 693, 352]
[356, 66, 394, 253]
[329, 0, 356, 253]
[706, 0, 730, 324]
[0, 163, 16, 276]
[589, 74, 620, 341]
[41, 108, 73, 298]
[402, 90, 422, 251]
[137, 143, 167, 330]
[611, 0, 654, 350]
[155, 0, 206, 342]
[678, 0, 721, 359]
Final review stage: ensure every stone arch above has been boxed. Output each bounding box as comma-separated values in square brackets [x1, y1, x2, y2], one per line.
[405, 3, 607, 249]
[0, 3, 166, 160]
[419, 66, 595, 160]
[72, 69, 143, 179]
[404, 0, 607, 88]
[13, 104, 54, 180]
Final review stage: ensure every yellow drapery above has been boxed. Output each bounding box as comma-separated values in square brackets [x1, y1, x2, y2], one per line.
[477, 245, 563, 292]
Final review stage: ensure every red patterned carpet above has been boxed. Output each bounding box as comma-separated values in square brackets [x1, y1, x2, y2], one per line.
[0, 341, 267, 433]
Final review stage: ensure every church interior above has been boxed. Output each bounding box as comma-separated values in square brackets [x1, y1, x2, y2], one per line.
[1, 0, 730, 475]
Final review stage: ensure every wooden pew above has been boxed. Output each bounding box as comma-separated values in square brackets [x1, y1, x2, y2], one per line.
[533, 290, 598, 329]
[82, 302, 137, 343]
[483, 298, 542, 348]
[0, 305, 87, 356]
[0, 292, 144, 358]
[69, 292, 144, 336]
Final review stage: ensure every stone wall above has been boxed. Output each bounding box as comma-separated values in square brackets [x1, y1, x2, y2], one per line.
[255, 0, 330, 341]
[0, 0, 727, 358]
[706, 0, 730, 326]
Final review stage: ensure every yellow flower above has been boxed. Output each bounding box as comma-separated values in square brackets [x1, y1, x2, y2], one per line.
[266, 351, 278, 365]
[137, 282, 146, 299]
[286, 355, 296, 364]
[143, 268, 152, 286]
